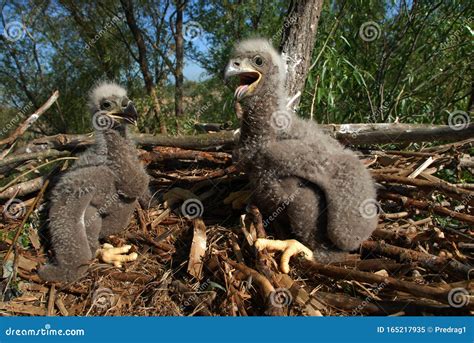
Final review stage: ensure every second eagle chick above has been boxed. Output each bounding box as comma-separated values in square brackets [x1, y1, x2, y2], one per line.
[225, 38, 379, 273]
[39, 82, 149, 282]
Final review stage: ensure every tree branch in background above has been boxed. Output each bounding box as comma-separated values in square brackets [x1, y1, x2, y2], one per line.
[120, 0, 167, 134]
[16, 123, 474, 153]
[0, 90, 59, 150]
[279, 0, 324, 109]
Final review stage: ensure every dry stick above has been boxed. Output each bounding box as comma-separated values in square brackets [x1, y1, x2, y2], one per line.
[379, 192, 474, 225]
[408, 157, 435, 178]
[0, 149, 69, 171]
[124, 233, 174, 252]
[362, 241, 473, 281]
[247, 205, 267, 239]
[141, 146, 231, 165]
[55, 298, 69, 316]
[299, 259, 471, 309]
[47, 285, 56, 316]
[0, 142, 17, 160]
[187, 218, 207, 279]
[0, 157, 76, 193]
[314, 291, 468, 316]
[0, 90, 60, 148]
[374, 174, 474, 205]
[333, 258, 410, 273]
[423, 138, 474, 153]
[0, 176, 46, 199]
[3, 178, 50, 263]
[223, 257, 285, 316]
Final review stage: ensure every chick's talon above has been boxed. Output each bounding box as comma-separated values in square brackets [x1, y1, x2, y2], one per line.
[96, 243, 138, 268]
[255, 238, 313, 274]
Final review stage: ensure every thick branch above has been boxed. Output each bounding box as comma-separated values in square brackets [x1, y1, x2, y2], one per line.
[300, 259, 471, 309]
[19, 124, 474, 152]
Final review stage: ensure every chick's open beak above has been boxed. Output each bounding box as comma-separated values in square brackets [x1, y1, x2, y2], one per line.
[224, 59, 261, 100]
[109, 100, 138, 126]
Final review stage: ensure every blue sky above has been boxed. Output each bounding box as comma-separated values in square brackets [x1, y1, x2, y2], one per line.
[184, 59, 207, 81]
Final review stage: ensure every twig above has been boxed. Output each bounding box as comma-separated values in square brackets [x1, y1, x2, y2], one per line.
[379, 191, 474, 225]
[55, 297, 69, 316]
[361, 241, 473, 281]
[224, 257, 285, 316]
[374, 174, 474, 205]
[47, 285, 56, 316]
[0, 157, 75, 193]
[0, 149, 69, 172]
[0, 176, 46, 199]
[187, 218, 207, 279]
[0, 90, 59, 148]
[300, 259, 471, 309]
[3, 178, 50, 262]
[141, 146, 231, 165]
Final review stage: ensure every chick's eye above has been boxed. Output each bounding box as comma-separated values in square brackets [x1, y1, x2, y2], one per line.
[253, 56, 263, 66]
[101, 101, 111, 110]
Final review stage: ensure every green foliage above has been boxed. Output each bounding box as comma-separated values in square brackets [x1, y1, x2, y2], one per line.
[0, 0, 472, 138]
[299, 0, 473, 124]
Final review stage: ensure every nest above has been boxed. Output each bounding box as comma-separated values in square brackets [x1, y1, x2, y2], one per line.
[0, 138, 473, 316]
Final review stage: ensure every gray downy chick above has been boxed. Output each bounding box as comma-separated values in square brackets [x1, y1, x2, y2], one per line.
[225, 38, 378, 264]
[38, 82, 149, 282]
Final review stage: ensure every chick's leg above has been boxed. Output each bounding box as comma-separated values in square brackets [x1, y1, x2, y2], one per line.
[96, 243, 138, 268]
[255, 238, 313, 274]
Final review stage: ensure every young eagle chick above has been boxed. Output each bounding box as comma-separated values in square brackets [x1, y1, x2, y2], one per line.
[39, 82, 149, 282]
[225, 39, 378, 273]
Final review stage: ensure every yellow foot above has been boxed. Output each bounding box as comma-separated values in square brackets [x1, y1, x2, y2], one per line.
[96, 243, 138, 268]
[255, 238, 313, 274]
